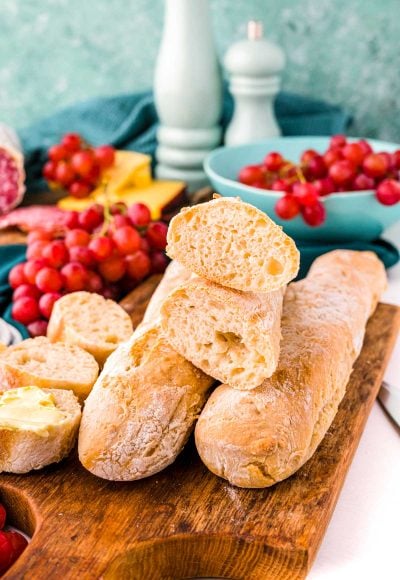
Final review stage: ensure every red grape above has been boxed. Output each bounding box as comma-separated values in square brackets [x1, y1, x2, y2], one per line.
[48, 144, 67, 162]
[329, 160, 356, 185]
[36, 267, 63, 293]
[64, 211, 80, 230]
[238, 164, 264, 185]
[358, 139, 373, 157]
[391, 150, 400, 170]
[264, 152, 284, 171]
[85, 163, 100, 186]
[69, 181, 91, 199]
[94, 145, 115, 169]
[65, 229, 91, 248]
[78, 205, 104, 231]
[87, 271, 103, 292]
[71, 150, 95, 178]
[271, 179, 292, 193]
[88, 236, 114, 261]
[352, 173, 375, 191]
[39, 292, 61, 319]
[140, 237, 150, 253]
[0, 530, 14, 574]
[61, 262, 88, 291]
[69, 246, 95, 267]
[292, 182, 319, 207]
[313, 177, 335, 196]
[113, 214, 132, 229]
[43, 160, 57, 181]
[275, 195, 300, 219]
[128, 203, 151, 227]
[304, 154, 327, 179]
[363, 153, 389, 178]
[27, 320, 48, 337]
[376, 179, 400, 205]
[8, 263, 27, 288]
[42, 240, 69, 268]
[146, 221, 168, 250]
[98, 257, 126, 282]
[342, 142, 366, 166]
[301, 202, 326, 226]
[55, 161, 75, 187]
[12, 297, 40, 325]
[6, 530, 28, 559]
[110, 202, 128, 215]
[61, 133, 82, 153]
[26, 241, 47, 260]
[329, 135, 347, 149]
[0, 504, 5, 528]
[300, 149, 318, 164]
[113, 226, 141, 255]
[150, 251, 169, 273]
[24, 259, 48, 284]
[13, 284, 41, 301]
[27, 230, 53, 244]
[125, 251, 151, 280]
[323, 148, 343, 167]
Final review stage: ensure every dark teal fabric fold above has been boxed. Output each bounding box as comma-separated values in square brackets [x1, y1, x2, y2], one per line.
[0, 245, 29, 338]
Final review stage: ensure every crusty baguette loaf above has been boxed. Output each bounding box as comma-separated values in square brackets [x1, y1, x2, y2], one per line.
[47, 291, 133, 366]
[0, 387, 81, 474]
[0, 337, 99, 401]
[160, 278, 285, 389]
[78, 261, 214, 481]
[195, 250, 387, 488]
[166, 196, 300, 292]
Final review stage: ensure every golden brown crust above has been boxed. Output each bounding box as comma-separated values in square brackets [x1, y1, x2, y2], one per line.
[195, 250, 387, 488]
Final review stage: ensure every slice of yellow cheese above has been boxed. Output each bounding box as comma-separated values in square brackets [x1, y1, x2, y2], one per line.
[59, 180, 185, 220]
[0, 386, 66, 435]
[97, 150, 152, 193]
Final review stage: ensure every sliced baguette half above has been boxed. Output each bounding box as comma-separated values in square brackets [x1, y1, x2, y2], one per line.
[0, 386, 81, 474]
[160, 278, 285, 389]
[47, 291, 133, 366]
[0, 337, 99, 401]
[166, 197, 300, 292]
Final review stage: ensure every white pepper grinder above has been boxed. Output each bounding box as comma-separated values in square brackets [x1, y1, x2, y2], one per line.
[224, 21, 285, 146]
[154, 0, 223, 191]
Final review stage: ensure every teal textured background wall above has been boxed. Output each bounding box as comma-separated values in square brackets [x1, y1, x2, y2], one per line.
[1, 0, 399, 140]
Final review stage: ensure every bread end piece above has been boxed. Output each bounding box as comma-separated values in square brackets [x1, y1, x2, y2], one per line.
[0, 388, 81, 474]
[166, 197, 299, 292]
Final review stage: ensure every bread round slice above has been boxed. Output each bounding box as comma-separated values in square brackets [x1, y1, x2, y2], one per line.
[0, 387, 81, 474]
[47, 291, 133, 366]
[0, 337, 99, 401]
[166, 196, 300, 292]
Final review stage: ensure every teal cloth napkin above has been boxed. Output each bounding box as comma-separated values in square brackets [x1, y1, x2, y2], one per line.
[19, 89, 351, 193]
[0, 245, 29, 338]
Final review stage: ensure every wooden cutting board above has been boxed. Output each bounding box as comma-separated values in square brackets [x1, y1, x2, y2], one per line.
[1, 277, 399, 580]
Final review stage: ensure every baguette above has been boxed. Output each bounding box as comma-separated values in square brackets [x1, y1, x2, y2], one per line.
[166, 197, 299, 292]
[0, 386, 81, 474]
[0, 337, 99, 401]
[78, 261, 214, 481]
[160, 278, 285, 389]
[195, 250, 387, 488]
[47, 291, 133, 366]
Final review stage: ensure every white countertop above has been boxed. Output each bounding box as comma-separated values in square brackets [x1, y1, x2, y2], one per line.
[310, 223, 400, 580]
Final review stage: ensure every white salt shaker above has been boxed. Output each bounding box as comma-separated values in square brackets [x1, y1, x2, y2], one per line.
[224, 21, 285, 146]
[154, 0, 223, 191]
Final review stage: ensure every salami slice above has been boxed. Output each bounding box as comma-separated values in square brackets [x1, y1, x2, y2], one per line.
[0, 124, 25, 215]
[0, 205, 68, 234]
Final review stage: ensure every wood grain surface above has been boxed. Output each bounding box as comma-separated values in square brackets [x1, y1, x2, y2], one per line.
[0, 290, 399, 579]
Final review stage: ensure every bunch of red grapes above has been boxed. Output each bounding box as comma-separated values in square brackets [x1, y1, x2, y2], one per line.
[0, 503, 28, 575]
[42, 132, 115, 199]
[8, 202, 169, 336]
[238, 135, 400, 227]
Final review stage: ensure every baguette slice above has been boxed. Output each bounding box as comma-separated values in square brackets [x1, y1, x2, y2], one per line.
[78, 260, 214, 481]
[166, 197, 299, 292]
[160, 278, 285, 389]
[0, 337, 99, 401]
[0, 386, 81, 474]
[47, 291, 133, 366]
[195, 250, 387, 488]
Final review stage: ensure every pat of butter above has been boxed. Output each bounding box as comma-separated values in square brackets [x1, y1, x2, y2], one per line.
[0, 386, 66, 435]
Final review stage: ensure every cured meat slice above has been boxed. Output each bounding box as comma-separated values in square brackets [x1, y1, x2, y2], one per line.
[0, 205, 68, 234]
[0, 124, 25, 215]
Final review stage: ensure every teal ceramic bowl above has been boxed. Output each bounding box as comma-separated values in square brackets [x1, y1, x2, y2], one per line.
[204, 136, 400, 242]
